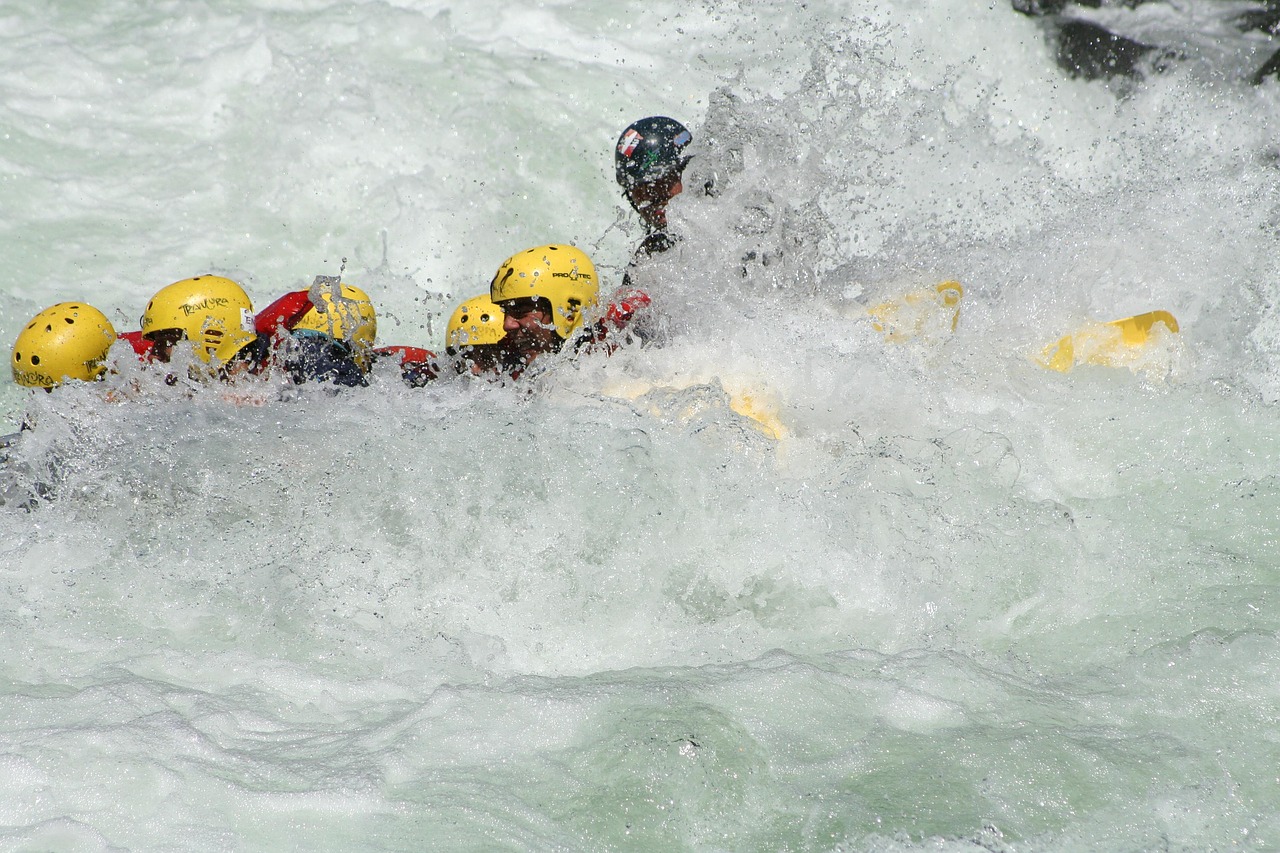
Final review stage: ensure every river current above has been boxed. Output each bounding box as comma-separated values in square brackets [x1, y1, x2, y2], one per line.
[2, 1, 1280, 850]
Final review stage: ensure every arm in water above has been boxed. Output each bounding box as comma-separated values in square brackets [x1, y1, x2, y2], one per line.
[577, 288, 656, 354]
[373, 345, 440, 387]
[254, 290, 316, 337]
[117, 330, 154, 359]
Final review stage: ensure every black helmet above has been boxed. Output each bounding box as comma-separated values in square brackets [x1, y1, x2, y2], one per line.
[614, 116, 692, 190]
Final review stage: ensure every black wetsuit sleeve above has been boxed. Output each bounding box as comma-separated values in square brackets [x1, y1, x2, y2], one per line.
[284, 334, 367, 387]
[621, 231, 678, 290]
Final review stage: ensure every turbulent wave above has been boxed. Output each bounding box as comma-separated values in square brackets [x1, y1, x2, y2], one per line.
[2, 0, 1280, 849]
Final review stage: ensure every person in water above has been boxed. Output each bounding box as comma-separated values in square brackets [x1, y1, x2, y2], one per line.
[444, 292, 507, 377]
[613, 117, 691, 345]
[257, 277, 439, 388]
[139, 275, 268, 381]
[264, 279, 375, 388]
[615, 116, 693, 262]
[4, 301, 122, 503]
[11, 301, 119, 392]
[444, 277, 651, 380]
[140, 274, 391, 388]
[489, 244, 600, 378]
[288, 278, 435, 388]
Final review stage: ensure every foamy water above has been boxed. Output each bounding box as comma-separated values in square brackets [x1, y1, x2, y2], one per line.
[2, 1, 1280, 850]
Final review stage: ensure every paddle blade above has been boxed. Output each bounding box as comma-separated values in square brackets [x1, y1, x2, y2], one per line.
[597, 377, 786, 441]
[1038, 310, 1180, 373]
[725, 387, 786, 440]
[868, 281, 964, 342]
[1110, 310, 1179, 344]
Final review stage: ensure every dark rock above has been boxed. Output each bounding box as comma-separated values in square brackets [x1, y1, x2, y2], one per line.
[1013, 0, 1154, 16]
[1013, 0, 1075, 15]
[1232, 4, 1280, 36]
[1015, 0, 1280, 85]
[1055, 18, 1157, 79]
[1252, 46, 1280, 85]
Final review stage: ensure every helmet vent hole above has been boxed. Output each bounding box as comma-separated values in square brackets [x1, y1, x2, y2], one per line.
[30, 355, 40, 366]
[14, 351, 22, 363]
[44, 324, 53, 333]
[65, 317, 75, 324]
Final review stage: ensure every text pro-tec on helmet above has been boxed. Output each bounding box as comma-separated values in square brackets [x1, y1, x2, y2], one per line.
[489, 245, 599, 340]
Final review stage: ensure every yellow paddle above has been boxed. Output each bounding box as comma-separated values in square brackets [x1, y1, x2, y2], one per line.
[724, 385, 786, 441]
[598, 377, 787, 441]
[867, 281, 964, 342]
[1039, 310, 1180, 373]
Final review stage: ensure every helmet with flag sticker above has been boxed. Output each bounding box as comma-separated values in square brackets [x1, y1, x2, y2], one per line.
[615, 116, 693, 190]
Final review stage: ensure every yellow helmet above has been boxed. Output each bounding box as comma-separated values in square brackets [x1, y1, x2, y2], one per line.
[489, 244, 599, 340]
[140, 275, 256, 364]
[294, 282, 377, 350]
[11, 302, 118, 388]
[445, 293, 506, 352]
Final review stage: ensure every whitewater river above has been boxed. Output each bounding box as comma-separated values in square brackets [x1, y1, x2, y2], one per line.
[2, 0, 1279, 849]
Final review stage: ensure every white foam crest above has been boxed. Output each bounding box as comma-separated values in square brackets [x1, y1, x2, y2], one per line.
[4, 0, 1280, 848]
